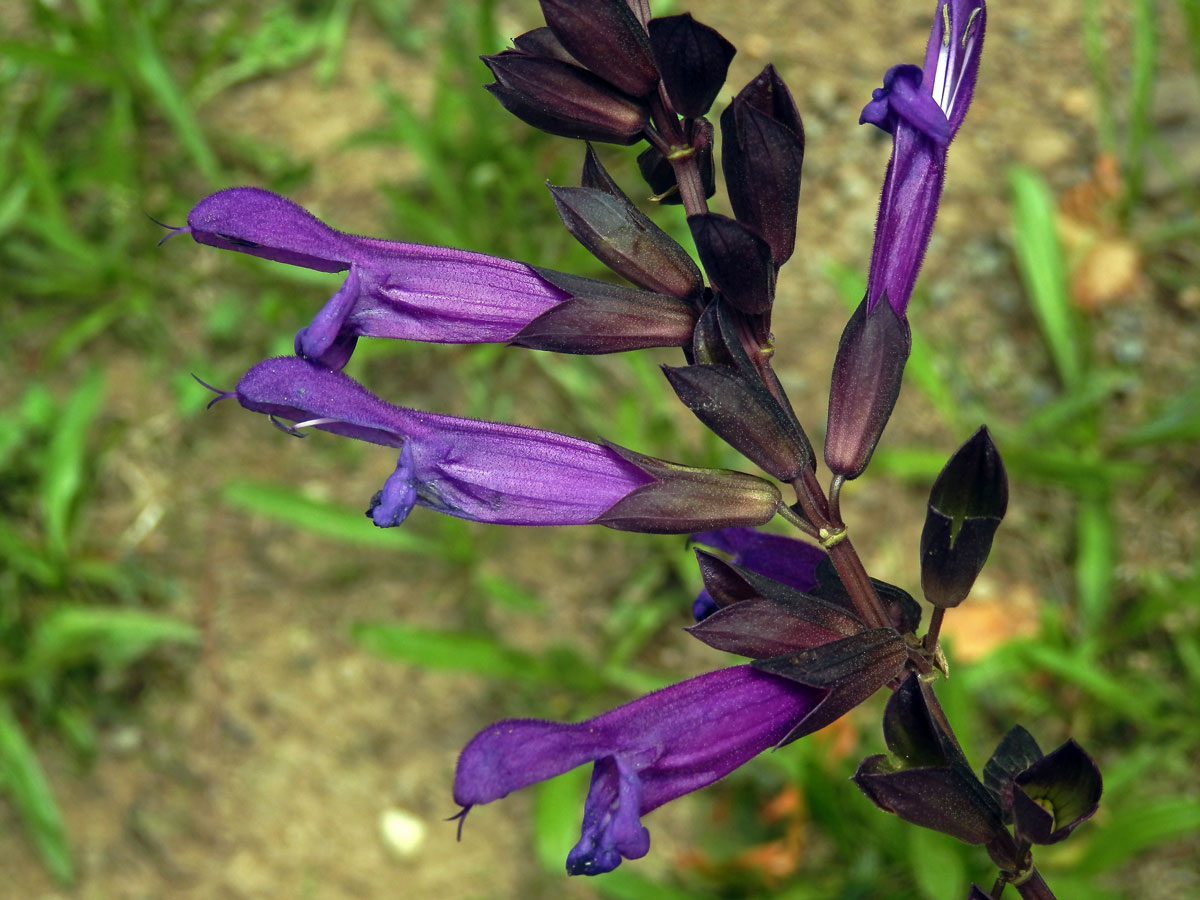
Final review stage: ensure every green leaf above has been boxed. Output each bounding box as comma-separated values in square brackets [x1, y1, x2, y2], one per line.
[473, 571, 542, 612]
[352, 622, 547, 681]
[532, 766, 589, 873]
[127, 11, 220, 182]
[221, 481, 452, 557]
[1119, 379, 1200, 446]
[0, 700, 75, 884]
[595, 870, 712, 900]
[40, 370, 105, 559]
[1076, 797, 1200, 874]
[907, 827, 967, 900]
[1009, 167, 1085, 389]
[1075, 490, 1115, 637]
[28, 606, 197, 673]
[1123, 0, 1158, 210]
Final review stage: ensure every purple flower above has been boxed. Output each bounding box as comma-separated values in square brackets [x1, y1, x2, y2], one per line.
[689, 527, 825, 620]
[213, 355, 651, 526]
[453, 665, 822, 875]
[172, 188, 693, 368]
[207, 356, 782, 532]
[860, 0, 985, 316]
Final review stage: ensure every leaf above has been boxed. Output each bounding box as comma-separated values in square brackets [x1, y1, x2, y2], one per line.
[1119, 379, 1200, 446]
[352, 623, 547, 682]
[1075, 797, 1200, 874]
[221, 481, 453, 557]
[39, 370, 105, 559]
[907, 827, 967, 900]
[1009, 167, 1084, 389]
[28, 606, 198, 673]
[532, 766, 589, 873]
[0, 701, 75, 884]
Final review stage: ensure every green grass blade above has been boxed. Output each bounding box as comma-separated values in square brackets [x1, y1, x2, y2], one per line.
[1118, 379, 1200, 446]
[221, 481, 451, 556]
[1123, 0, 1159, 212]
[595, 871, 712, 900]
[1074, 489, 1115, 639]
[1009, 167, 1084, 390]
[532, 766, 589, 872]
[1081, 0, 1118, 154]
[0, 519, 59, 586]
[29, 607, 198, 672]
[0, 700, 75, 885]
[40, 370, 105, 559]
[1182, 0, 1200, 81]
[127, 12, 220, 182]
[1076, 796, 1200, 874]
[351, 622, 546, 681]
[907, 827, 967, 900]
[1015, 644, 1158, 721]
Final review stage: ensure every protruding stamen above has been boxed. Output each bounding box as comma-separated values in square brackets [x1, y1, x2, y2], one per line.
[941, 3, 951, 46]
[268, 415, 344, 437]
[192, 374, 237, 409]
[446, 806, 471, 841]
[148, 213, 191, 247]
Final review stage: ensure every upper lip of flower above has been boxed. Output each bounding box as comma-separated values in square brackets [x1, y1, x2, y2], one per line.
[923, 0, 986, 135]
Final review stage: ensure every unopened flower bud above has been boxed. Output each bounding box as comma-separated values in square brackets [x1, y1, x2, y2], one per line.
[663, 363, 812, 480]
[688, 213, 775, 315]
[483, 54, 648, 145]
[824, 297, 911, 479]
[648, 14, 736, 118]
[549, 146, 703, 298]
[721, 65, 805, 266]
[594, 444, 782, 534]
[538, 0, 659, 97]
[512, 270, 696, 354]
[920, 426, 1008, 608]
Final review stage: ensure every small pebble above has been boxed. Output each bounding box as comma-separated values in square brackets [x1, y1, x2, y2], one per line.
[380, 808, 427, 859]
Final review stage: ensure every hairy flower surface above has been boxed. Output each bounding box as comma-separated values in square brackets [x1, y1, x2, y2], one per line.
[210, 356, 780, 532]
[454, 665, 822, 875]
[860, 0, 985, 316]
[175, 188, 693, 368]
[217, 356, 653, 526]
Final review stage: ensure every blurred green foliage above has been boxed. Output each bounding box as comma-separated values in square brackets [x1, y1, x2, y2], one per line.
[1, 0, 1197, 896]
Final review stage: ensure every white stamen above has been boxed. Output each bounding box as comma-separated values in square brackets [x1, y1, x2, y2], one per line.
[269, 415, 344, 437]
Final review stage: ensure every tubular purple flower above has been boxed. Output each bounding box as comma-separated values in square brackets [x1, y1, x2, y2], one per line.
[453, 665, 823, 875]
[217, 356, 653, 526]
[173, 188, 693, 368]
[860, 0, 985, 316]
[211, 357, 781, 533]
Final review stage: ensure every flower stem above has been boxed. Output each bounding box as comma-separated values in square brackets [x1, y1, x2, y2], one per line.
[924, 606, 946, 650]
[1012, 869, 1057, 900]
[789, 469, 893, 632]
